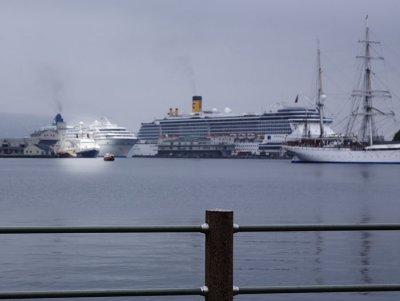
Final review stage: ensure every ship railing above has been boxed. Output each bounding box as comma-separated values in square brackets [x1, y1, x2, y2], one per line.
[1, 209, 400, 300]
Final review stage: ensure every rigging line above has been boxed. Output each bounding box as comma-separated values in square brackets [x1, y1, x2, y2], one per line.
[323, 97, 349, 118]
[368, 29, 400, 79]
[322, 73, 350, 97]
[332, 115, 350, 129]
[371, 112, 395, 130]
[368, 43, 384, 58]
[369, 28, 399, 52]
[305, 54, 319, 104]
[372, 74, 393, 95]
[353, 62, 364, 90]
[317, 53, 359, 124]
[367, 75, 397, 114]
[324, 93, 350, 97]
[383, 43, 400, 64]
[380, 60, 400, 82]
[375, 123, 397, 137]
[372, 75, 400, 111]
[320, 53, 352, 87]
[320, 52, 354, 75]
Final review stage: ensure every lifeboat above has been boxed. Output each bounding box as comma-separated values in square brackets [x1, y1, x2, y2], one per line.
[247, 133, 256, 140]
[238, 133, 246, 140]
[103, 153, 115, 161]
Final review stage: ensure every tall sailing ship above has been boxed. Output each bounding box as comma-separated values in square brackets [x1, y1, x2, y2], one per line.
[285, 20, 400, 163]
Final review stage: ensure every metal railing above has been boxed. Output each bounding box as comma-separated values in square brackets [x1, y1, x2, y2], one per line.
[1, 209, 400, 300]
[0, 225, 208, 234]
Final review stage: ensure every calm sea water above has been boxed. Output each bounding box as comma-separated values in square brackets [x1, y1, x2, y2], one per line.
[1, 158, 400, 301]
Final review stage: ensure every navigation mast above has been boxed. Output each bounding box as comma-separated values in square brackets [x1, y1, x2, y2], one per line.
[316, 41, 326, 138]
[346, 16, 393, 145]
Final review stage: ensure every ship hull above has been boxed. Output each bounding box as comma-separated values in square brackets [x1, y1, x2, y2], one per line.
[285, 145, 400, 164]
[131, 142, 158, 157]
[76, 149, 99, 158]
[96, 138, 137, 157]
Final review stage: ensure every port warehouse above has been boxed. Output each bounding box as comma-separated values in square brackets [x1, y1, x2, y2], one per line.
[1, 210, 400, 300]
[157, 136, 235, 158]
[0, 138, 55, 157]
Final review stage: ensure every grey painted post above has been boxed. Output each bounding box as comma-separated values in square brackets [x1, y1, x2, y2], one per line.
[205, 209, 233, 301]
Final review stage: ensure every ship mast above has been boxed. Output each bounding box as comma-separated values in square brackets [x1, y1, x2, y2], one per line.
[316, 41, 325, 138]
[360, 20, 375, 145]
[347, 16, 392, 145]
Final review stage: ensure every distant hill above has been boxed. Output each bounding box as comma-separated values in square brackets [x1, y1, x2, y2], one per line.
[0, 113, 53, 138]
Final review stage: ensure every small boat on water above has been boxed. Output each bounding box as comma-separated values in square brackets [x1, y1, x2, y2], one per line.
[103, 153, 115, 161]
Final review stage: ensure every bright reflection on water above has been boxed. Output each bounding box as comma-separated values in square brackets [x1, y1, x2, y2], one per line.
[0, 158, 400, 301]
[56, 157, 109, 174]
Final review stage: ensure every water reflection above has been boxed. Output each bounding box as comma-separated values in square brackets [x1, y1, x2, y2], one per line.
[360, 166, 371, 181]
[312, 215, 324, 285]
[313, 230, 324, 285]
[56, 158, 108, 174]
[360, 213, 372, 284]
[311, 181, 373, 286]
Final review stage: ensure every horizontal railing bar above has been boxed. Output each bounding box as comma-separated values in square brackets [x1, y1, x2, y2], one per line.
[0, 287, 207, 299]
[234, 223, 400, 233]
[234, 284, 400, 295]
[0, 225, 209, 234]
[2, 223, 400, 234]
[3, 284, 400, 299]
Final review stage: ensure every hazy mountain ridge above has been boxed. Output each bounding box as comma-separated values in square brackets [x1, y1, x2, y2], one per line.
[0, 113, 52, 138]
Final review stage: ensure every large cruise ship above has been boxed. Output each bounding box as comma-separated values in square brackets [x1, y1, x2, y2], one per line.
[88, 117, 137, 157]
[134, 96, 332, 156]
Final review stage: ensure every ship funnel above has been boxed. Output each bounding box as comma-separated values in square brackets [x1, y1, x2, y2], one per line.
[175, 108, 179, 116]
[54, 113, 64, 125]
[192, 96, 202, 113]
[54, 113, 67, 130]
[168, 108, 173, 117]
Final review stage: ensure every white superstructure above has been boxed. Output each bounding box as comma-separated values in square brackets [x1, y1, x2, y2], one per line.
[89, 117, 137, 157]
[63, 122, 100, 158]
[131, 141, 158, 157]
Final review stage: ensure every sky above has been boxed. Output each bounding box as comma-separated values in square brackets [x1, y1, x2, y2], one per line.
[0, 0, 400, 135]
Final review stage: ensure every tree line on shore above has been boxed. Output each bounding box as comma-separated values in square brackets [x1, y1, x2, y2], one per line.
[394, 130, 400, 141]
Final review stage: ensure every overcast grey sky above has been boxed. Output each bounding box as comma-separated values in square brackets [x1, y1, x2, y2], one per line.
[0, 0, 400, 134]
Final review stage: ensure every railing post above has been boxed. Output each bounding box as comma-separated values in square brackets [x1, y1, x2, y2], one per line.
[205, 209, 233, 301]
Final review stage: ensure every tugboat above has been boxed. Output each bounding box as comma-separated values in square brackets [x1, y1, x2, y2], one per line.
[103, 153, 115, 161]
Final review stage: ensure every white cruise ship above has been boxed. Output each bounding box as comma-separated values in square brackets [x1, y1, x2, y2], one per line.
[88, 117, 137, 157]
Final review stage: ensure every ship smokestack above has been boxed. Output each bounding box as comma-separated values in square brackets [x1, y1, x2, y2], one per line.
[168, 108, 173, 117]
[192, 96, 202, 113]
[175, 108, 179, 116]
